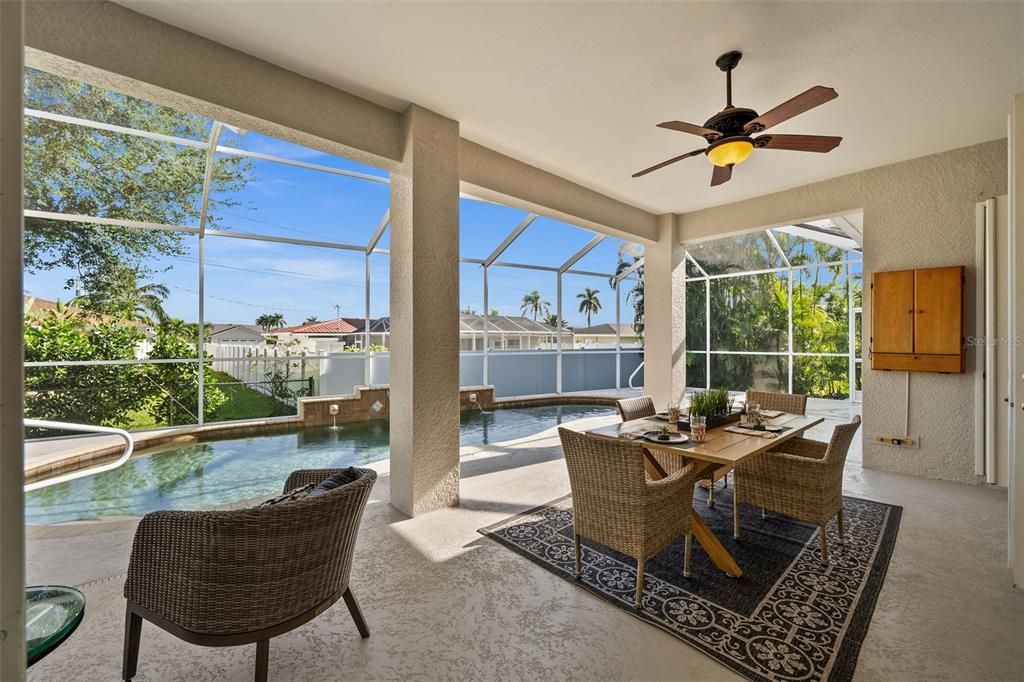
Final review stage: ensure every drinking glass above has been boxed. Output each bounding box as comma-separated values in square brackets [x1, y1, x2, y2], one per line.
[690, 415, 707, 442]
[744, 402, 760, 427]
[667, 403, 682, 433]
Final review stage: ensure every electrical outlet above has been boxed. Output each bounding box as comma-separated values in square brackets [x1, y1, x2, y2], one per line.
[873, 435, 920, 449]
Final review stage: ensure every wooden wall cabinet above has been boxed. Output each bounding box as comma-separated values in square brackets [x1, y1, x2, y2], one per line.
[870, 265, 965, 373]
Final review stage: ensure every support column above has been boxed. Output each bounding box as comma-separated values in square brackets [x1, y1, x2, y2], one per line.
[389, 105, 460, 516]
[0, 0, 25, 676]
[643, 214, 687, 407]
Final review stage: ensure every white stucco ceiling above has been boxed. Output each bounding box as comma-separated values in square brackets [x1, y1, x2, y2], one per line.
[118, 1, 1023, 215]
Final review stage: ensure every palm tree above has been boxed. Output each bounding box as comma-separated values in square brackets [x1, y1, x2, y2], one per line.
[576, 287, 602, 327]
[543, 313, 570, 330]
[131, 281, 171, 325]
[520, 290, 550, 321]
[256, 313, 286, 332]
[611, 244, 645, 340]
[303, 316, 320, 325]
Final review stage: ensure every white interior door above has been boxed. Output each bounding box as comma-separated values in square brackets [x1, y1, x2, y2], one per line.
[1011, 95, 1024, 588]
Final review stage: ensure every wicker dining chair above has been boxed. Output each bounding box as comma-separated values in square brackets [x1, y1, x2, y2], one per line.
[615, 395, 691, 478]
[744, 390, 808, 415]
[559, 427, 699, 607]
[122, 467, 377, 682]
[615, 395, 657, 422]
[732, 416, 861, 562]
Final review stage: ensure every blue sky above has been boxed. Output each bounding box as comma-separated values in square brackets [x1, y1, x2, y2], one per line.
[26, 129, 637, 329]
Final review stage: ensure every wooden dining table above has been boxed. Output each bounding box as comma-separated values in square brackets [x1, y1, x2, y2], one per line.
[586, 412, 823, 578]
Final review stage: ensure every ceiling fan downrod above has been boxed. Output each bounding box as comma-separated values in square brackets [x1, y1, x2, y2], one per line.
[715, 51, 742, 110]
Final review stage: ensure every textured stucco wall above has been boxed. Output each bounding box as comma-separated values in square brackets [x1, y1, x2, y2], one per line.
[389, 106, 462, 515]
[679, 140, 1008, 484]
[459, 140, 658, 243]
[643, 214, 688, 406]
[25, 0, 404, 168]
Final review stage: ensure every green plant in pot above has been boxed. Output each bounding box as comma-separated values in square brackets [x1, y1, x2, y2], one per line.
[688, 388, 730, 417]
[657, 424, 673, 440]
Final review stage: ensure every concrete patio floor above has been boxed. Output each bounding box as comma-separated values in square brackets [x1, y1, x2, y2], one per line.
[26, 411, 1023, 681]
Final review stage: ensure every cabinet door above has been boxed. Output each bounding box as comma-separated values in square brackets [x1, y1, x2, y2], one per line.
[914, 266, 963, 355]
[872, 270, 915, 353]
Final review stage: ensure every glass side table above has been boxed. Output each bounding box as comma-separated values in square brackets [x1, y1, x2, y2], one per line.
[25, 585, 85, 667]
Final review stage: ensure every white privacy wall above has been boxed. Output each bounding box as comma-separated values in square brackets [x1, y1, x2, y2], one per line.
[679, 140, 1008, 484]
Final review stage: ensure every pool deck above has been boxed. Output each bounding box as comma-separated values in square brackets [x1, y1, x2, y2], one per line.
[24, 408, 1024, 682]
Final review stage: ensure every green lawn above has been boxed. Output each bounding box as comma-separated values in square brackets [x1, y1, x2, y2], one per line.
[209, 371, 292, 421]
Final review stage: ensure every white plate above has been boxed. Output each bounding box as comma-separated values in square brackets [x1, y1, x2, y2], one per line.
[642, 431, 689, 444]
[765, 425, 783, 432]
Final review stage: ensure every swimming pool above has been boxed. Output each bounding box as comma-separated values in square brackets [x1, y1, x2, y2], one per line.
[25, 403, 615, 524]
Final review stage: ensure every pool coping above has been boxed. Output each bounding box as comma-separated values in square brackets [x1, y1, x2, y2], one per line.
[24, 393, 621, 484]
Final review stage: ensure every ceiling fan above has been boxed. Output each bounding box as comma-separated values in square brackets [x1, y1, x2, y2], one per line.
[633, 51, 842, 186]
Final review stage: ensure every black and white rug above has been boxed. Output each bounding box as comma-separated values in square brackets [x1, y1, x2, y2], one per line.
[480, 486, 901, 682]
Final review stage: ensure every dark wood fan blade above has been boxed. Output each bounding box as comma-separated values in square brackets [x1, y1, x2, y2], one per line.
[710, 164, 732, 186]
[743, 86, 838, 133]
[632, 148, 706, 178]
[657, 120, 722, 140]
[755, 134, 842, 152]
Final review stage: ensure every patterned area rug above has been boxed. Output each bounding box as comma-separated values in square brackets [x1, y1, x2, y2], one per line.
[480, 486, 901, 682]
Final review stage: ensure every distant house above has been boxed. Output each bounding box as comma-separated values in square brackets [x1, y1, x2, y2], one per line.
[262, 313, 561, 353]
[458, 314, 561, 351]
[208, 324, 266, 345]
[572, 323, 642, 349]
[268, 319, 360, 352]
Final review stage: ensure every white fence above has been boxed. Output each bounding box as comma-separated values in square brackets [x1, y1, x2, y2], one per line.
[207, 343, 645, 401]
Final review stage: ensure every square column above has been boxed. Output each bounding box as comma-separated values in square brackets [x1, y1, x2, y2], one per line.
[389, 105, 461, 516]
[643, 214, 687, 407]
[0, 0, 25, 674]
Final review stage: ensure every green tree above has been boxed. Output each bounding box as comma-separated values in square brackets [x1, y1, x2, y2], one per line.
[23, 68, 253, 317]
[255, 313, 285, 332]
[543, 313, 570, 330]
[145, 318, 226, 425]
[24, 307, 150, 431]
[576, 287, 602, 327]
[520, 290, 550, 321]
[303, 316, 320, 325]
[611, 243, 644, 341]
[74, 261, 170, 324]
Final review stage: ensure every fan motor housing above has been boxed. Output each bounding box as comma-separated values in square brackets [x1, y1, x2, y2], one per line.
[703, 107, 758, 138]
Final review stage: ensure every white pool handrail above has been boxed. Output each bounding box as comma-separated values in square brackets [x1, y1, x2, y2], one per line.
[628, 360, 645, 390]
[24, 419, 135, 492]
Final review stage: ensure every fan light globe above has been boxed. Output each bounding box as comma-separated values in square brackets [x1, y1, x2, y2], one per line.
[706, 138, 754, 167]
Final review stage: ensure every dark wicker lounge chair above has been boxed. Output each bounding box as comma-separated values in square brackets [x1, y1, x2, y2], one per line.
[122, 467, 376, 682]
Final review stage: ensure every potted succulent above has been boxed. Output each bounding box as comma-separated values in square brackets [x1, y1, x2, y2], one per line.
[656, 424, 673, 441]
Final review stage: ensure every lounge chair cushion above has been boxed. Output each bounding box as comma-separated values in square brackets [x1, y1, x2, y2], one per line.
[309, 467, 361, 497]
[259, 482, 316, 507]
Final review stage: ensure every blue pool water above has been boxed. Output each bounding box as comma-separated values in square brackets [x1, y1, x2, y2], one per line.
[25, 404, 615, 524]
